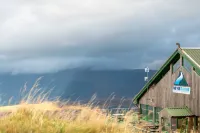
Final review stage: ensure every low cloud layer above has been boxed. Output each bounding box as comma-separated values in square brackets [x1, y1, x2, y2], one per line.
[0, 0, 200, 73]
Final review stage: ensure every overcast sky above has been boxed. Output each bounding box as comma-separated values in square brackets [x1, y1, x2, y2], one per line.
[0, 0, 200, 74]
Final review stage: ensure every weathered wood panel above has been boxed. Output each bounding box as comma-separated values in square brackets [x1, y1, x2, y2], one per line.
[139, 65, 200, 116]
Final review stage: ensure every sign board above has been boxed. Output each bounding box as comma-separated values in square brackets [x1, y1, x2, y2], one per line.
[173, 86, 190, 95]
[144, 77, 148, 81]
[173, 71, 190, 95]
[145, 67, 149, 72]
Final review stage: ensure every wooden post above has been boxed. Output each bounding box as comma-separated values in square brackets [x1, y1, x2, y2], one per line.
[138, 104, 143, 121]
[139, 104, 142, 114]
[153, 107, 156, 124]
[186, 118, 188, 133]
[198, 117, 200, 132]
[170, 118, 172, 132]
[146, 105, 148, 121]
[170, 63, 173, 75]
[180, 55, 183, 67]
[188, 117, 193, 133]
[194, 116, 198, 132]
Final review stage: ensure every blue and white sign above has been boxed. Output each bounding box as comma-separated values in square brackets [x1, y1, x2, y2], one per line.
[173, 86, 190, 94]
[173, 71, 191, 95]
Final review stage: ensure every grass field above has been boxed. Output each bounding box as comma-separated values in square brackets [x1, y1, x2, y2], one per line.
[0, 102, 136, 133]
[0, 79, 136, 133]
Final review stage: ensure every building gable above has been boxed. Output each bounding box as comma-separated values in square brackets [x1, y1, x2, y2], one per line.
[133, 47, 200, 104]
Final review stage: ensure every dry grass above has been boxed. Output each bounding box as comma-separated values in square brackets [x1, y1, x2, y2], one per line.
[0, 102, 134, 133]
[0, 78, 136, 133]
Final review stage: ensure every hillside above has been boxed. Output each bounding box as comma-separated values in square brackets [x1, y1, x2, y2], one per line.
[0, 69, 156, 106]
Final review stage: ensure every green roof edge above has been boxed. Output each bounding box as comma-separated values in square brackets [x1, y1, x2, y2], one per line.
[164, 106, 194, 117]
[179, 49, 200, 75]
[133, 48, 200, 104]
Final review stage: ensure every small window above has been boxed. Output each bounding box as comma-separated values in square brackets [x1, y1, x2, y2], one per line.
[173, 59, 180, 73]
[183, 58, 192, 73]
[140, 104, 147, 117]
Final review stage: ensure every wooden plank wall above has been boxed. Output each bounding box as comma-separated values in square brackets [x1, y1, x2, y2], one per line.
[139, 66, 200, 116]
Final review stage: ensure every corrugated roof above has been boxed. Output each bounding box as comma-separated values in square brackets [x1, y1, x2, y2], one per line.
[182, 48, 200, 68]
[163, 107, 194, 117]
[133, 47, 200, 104]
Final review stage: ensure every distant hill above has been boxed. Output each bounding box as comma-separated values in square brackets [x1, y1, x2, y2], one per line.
[0, 69, 156, 106]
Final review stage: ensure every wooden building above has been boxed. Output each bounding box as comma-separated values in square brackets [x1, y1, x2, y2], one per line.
[133, 44, 200, 132]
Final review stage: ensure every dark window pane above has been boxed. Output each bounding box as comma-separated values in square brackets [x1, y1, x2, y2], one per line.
[173, 59, 180, 73]
[183, 58, 192, 73]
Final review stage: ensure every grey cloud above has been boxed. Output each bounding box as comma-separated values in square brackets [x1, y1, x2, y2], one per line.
[0, 0, 200, 73]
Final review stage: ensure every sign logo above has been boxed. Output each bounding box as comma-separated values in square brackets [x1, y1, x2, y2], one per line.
[173, 71, 191, 95]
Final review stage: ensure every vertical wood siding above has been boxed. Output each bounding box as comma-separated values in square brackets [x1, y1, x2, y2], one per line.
[139, 66, 200, 116]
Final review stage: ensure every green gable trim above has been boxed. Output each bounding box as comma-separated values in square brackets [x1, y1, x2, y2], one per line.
[133, 48, 200, 104]
[163, 106, 194, 117]
[133, 49, 179, 104]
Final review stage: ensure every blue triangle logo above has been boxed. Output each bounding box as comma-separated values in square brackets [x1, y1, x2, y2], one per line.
[174, 71, 188, 86]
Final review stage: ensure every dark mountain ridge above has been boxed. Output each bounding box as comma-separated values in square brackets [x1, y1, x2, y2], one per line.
[0, 68, 156, 106]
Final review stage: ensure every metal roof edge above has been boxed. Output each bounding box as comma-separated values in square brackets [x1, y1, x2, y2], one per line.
[181, 47, 200, 49]
[182, 50, 200, 68]
[179, 49, 200, 75]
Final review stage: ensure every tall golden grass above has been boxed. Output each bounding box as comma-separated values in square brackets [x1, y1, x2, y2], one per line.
[0, 78, 137, 133]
